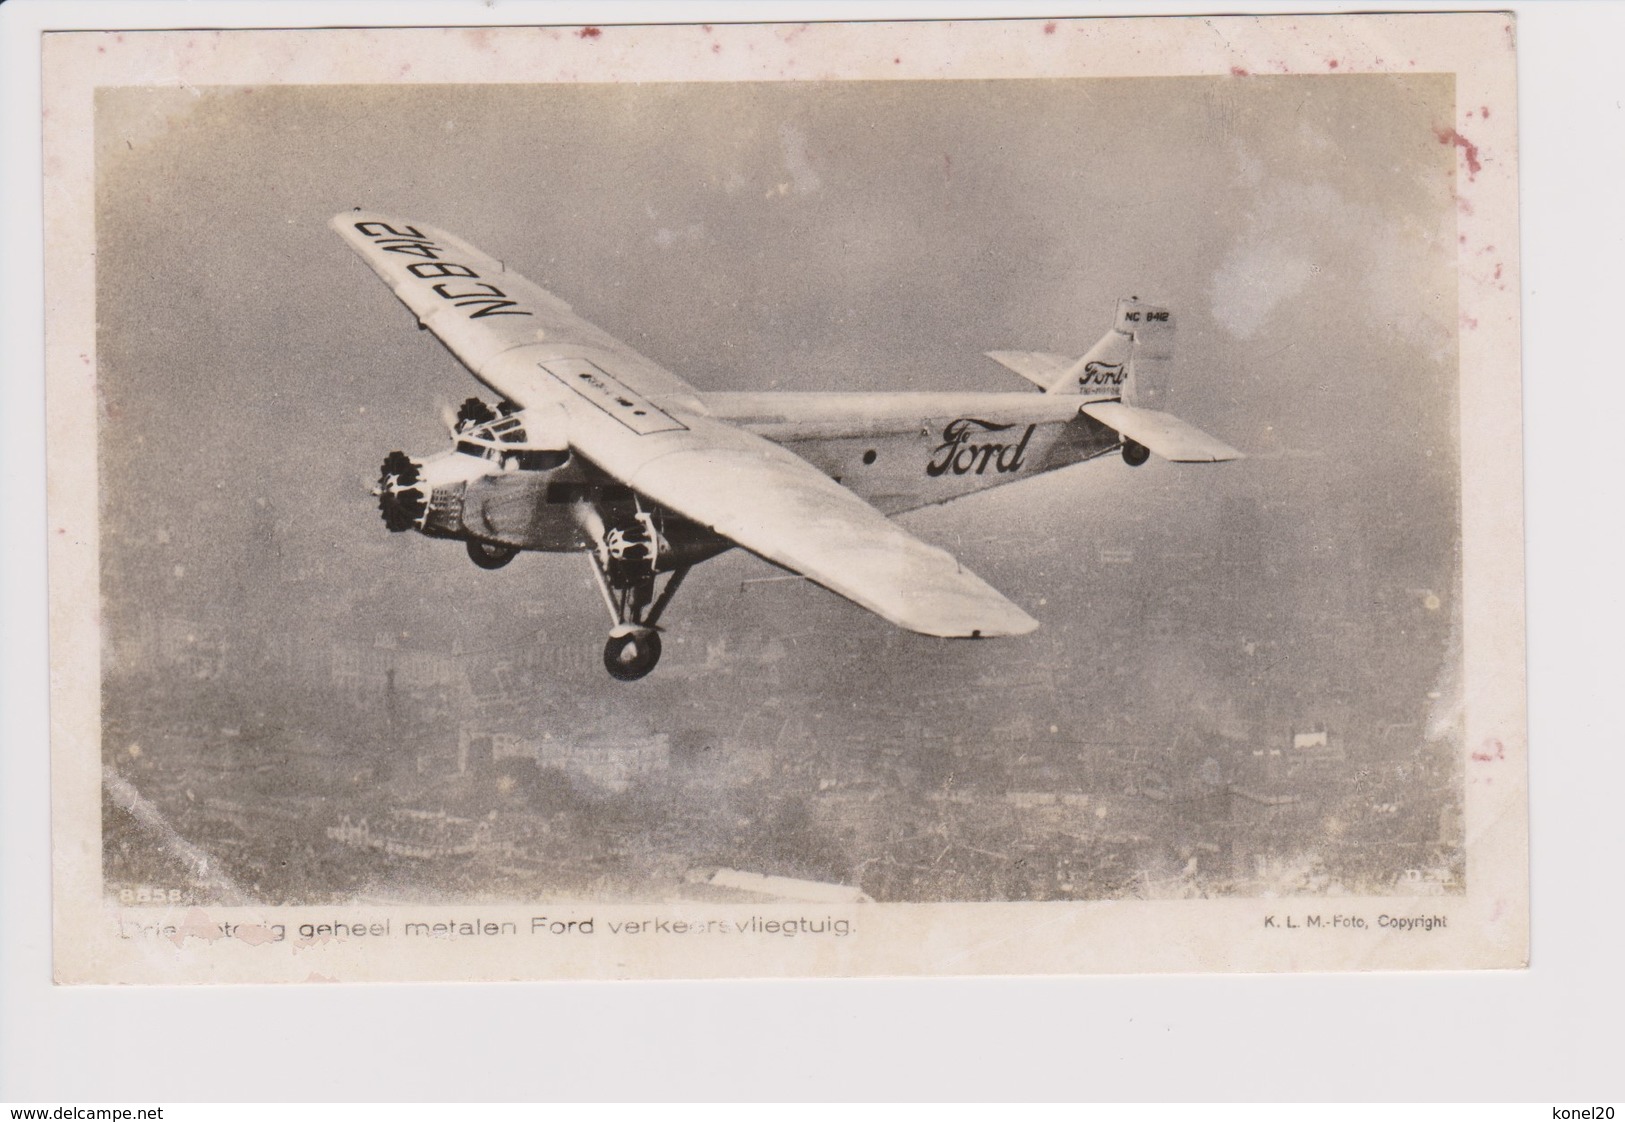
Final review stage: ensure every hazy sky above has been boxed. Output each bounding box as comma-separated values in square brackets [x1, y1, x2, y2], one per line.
[95, 74, 1459, 731]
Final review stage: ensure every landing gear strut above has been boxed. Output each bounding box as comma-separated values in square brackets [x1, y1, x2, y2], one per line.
[585, 551, 690, 682]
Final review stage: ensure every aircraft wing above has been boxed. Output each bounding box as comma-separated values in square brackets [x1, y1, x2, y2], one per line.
[583, 410, 1040, 638]
[329, 211, 700, 401]
[335, 211, 1037, 639]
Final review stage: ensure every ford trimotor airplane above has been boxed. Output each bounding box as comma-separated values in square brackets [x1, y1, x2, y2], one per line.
[335, 212, 1241, 681]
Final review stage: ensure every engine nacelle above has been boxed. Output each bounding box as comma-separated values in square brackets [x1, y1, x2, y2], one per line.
[377, 449, 482, 537]
[595, 509, 731, 587]
[376, 450, 427, 532]
[375, 405, 729, 573]
[377, 402, 572, 536]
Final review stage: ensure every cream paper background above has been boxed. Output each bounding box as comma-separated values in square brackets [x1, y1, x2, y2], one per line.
[41, 14, 1524, 986]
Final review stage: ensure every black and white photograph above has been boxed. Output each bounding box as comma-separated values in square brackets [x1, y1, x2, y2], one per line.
[40, 13, 1526, 983]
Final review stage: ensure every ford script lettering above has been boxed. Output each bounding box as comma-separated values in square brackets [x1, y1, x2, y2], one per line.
[1079, 361, 1127, 388]
[926, 418, 1035, 477]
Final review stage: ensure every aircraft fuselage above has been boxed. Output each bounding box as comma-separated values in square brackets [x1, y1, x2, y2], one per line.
[388, 394, 1124, 561]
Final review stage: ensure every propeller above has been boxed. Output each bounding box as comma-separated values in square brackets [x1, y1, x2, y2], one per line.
[375, 450, 426, 532]
[456, 396, 498, 429]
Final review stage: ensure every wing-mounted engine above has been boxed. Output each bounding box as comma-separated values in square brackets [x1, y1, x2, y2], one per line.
[571, 502, 731, 681]
[591, 507, 729, 588]
[452, 397, 571, 472]
[599, 510, 666, 586]
[454, 396, 499, 430]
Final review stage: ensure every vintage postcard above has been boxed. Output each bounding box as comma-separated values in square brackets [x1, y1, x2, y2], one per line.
[45, 13, 1526, 983]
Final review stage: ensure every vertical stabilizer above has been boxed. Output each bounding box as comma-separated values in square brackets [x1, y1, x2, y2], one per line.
[1048, 299, 1175, 405]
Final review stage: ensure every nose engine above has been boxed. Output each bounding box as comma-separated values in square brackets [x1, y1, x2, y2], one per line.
[368, 398, 725, 682]
[372, 398, 569, 543]
[376, 450, 427, 532]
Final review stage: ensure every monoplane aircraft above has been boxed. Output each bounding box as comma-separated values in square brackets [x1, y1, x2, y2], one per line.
[336, 212, 1241, 680]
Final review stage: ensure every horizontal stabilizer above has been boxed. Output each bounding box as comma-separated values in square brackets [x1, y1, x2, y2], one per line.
[1080, 401, 1243, 463]
[984, 351, 1079, 390]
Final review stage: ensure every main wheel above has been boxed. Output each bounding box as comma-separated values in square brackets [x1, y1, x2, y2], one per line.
[467, 539, 519, 570]
[603, 630, 662, 681]
[1121, 439, 1150, 467]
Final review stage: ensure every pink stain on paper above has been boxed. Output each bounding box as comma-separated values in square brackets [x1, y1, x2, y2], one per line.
[1435, 127, 1482, 181]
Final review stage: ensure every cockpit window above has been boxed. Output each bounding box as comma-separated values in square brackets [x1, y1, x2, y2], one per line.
[486, 416, 527, 442]
[455, 414, 531, 459]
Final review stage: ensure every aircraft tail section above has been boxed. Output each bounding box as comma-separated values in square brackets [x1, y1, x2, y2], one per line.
[986, 298, 1174, 405]
[1079, 400, 1242, 462]
[1063, 298, 1153, 396]
[986, 298, 1239, 464]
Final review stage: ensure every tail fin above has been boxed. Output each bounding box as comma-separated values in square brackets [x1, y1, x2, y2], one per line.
[985, 298, 1174, 405]
[1056, 298, 1173, 402]
[986, 299, 1240, 462]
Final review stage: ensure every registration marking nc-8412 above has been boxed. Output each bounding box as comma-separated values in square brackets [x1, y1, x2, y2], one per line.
[539, 358, 689, 436]
[352, 220, 534, 320]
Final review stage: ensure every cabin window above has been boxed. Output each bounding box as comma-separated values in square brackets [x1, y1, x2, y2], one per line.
[513, 450, 570, 472]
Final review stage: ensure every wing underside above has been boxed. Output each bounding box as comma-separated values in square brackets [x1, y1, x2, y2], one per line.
[591, 415, 1040, 638]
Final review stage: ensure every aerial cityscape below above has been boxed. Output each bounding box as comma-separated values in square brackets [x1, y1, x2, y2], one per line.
[102, 459, 1463, 906]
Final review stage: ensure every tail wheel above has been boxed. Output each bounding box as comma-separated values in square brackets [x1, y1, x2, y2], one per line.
[467, 539, 519, 570]
[603, 630, 662, 681]
[1121, 439, 1150, 467]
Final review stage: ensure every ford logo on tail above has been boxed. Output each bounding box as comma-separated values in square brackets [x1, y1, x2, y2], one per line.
[1079, 361, 1127, 388]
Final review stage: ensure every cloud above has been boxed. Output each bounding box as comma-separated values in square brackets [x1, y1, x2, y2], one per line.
[1210, 238, 1317, 341]
[1209, 160, 1450, 358]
